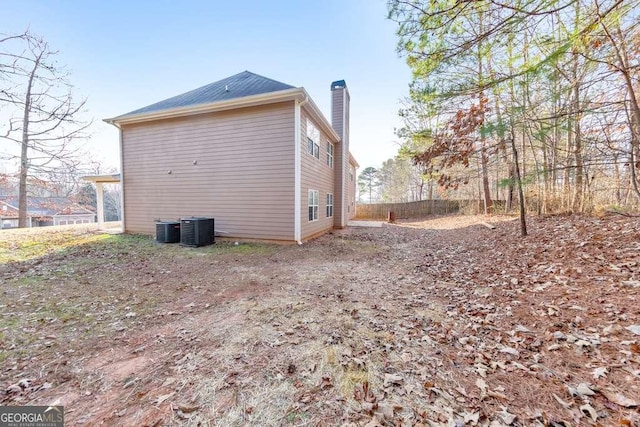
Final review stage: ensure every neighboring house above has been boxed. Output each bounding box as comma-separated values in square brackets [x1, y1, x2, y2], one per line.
[0, 201, 22, 229]
[0, 197, 96, 229]
[52, 205, 97, 226]
[105, 71, 358, 242]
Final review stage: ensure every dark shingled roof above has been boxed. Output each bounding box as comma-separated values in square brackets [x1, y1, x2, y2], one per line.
[118, 71, 295, 118]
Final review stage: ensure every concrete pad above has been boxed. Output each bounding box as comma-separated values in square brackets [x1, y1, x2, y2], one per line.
[348, 220, 384, 228]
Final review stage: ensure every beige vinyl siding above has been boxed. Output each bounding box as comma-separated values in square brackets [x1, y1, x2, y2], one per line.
[348, 161, 357, 219]
[121, 102, 295, 240]
[300, 108, 336, 240]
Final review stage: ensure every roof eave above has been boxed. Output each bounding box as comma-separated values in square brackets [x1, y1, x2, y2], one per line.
[349, 152, 360, 168]
[81, 174, 121, 184]
[104, 87, 307, 126]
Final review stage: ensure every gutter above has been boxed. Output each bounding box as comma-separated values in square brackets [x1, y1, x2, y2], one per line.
[104, 87, 339, 141]
[105, 87, 304, 125]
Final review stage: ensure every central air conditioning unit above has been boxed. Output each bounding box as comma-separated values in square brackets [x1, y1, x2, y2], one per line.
[180, 217, 215, 247]
[156, 221, 181, 243]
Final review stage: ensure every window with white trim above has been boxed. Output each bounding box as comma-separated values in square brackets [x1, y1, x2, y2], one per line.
[326, 193, 333, 217]
[306, 119, 320, 159]
[326, 142, 334, 168]
[308, 190, 319, 221]
[350, 165, 355, 182]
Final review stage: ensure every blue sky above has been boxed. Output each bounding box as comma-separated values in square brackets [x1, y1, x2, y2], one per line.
[2, 0, 411, 171]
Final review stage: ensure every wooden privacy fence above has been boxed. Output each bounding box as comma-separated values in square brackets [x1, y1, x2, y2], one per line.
[355, 200, 487, 220]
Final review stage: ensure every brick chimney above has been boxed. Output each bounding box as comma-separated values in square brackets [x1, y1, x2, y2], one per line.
[331, 80, 350, 228]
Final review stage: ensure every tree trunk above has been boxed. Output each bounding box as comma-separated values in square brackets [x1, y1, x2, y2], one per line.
[18, 52, 41, 228]
[481, 143, 492, 214]
[572, 75, 583, 212]
[506, 163, 515, 211]
[511, 133, 527, 236]
[477, 7, 492, 215]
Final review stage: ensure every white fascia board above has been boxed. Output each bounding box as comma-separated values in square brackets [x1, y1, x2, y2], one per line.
[104, 87, 306, 126]
[80, 174, 121, 183]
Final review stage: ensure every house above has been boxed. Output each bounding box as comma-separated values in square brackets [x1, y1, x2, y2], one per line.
[105, 71, 358, 242]
[0, 197, 96, 229]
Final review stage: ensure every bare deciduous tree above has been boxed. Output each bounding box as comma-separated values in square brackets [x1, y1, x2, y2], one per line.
[0, 31, 90, 227]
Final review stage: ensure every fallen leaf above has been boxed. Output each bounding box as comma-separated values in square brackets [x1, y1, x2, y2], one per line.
[383, 373, 404, 387]
[456, 385, 468, 397]
[475, 378, 487, 399]
[155, 392, 174, 405]
[364, 416, 383, 427]
[600, 389, 640, 407]
[498, 407, 516, 425]
[574, 339, 591, 348]
[463, 411, 480, 424]
[500, 346, 520, 357]
[377, 403, 395, 420]
[579, 403, 598, 422]
[592, 367, 608, 379]
[178, 404, 199, 413]
[575, 383, 596, 396]
[320, 376, 333, 390]
[487, 389, 508, 400]
[625, 325, 640, 335]
[553, 393, 573, 409]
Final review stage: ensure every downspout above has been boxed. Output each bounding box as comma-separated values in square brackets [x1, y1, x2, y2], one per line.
[103, 118, 126, 233]
[104, 119, 126, 233]
[118, 125, 125, 233]
[294, 98, 307, 245]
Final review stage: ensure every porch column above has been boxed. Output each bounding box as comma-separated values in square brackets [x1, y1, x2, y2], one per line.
[96, 183, 105, 228]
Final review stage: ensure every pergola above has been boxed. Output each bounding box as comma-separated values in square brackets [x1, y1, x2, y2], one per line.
[81, 173, 121, 229]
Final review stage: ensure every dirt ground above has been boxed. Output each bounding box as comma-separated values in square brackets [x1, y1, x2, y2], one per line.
[1, 214, 639, 426]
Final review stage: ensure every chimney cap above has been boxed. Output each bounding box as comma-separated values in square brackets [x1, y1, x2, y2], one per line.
[331, 80, 347, 90]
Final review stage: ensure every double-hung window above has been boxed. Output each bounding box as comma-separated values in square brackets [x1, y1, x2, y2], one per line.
[326, 142, 334, 168]
[326, 193, 333, 217]
[308, 190, 319, 221]
[306, 119, 320, 159]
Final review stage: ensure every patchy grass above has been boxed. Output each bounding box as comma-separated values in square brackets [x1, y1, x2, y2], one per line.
[0, 230, 110, 263]
[1, 216, 639, 426]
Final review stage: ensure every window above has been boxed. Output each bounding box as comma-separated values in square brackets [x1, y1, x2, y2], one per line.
[307, 137, 314, 156]
[326, 142, 334, 168]
[306, 119, 320, 159]
[350, 166, 355, 182]
[308, 190, 319, 221]
[326, 193, 333, 217]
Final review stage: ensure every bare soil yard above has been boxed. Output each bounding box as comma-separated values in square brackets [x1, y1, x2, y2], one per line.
[1, 215, 639, 426]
